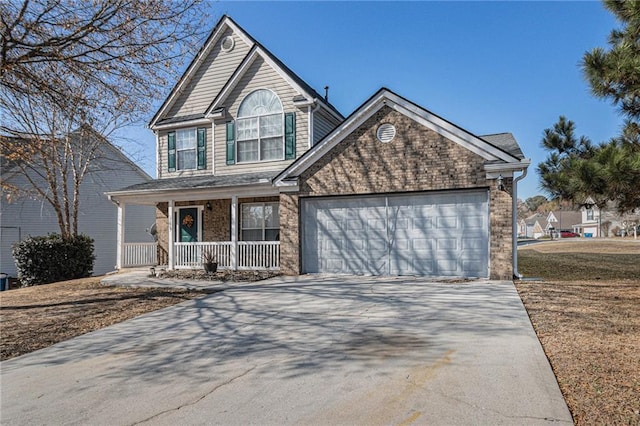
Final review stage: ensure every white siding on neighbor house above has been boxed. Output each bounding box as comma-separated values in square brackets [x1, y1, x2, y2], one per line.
[213, 56, 309, 175]
[166, 27, 252, 119]
[157, 124, 213, 179]
[313, 107, 341, 145]
[0, 146, 155, 278]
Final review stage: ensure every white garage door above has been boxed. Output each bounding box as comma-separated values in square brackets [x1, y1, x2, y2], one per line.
[301, 190, 489, 277]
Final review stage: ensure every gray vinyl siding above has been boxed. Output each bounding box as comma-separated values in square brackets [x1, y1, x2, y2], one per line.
[313, 107, 341, 145]
[213, 56, 310, 175]
[157, 125, 213, 179]
[0, 145, 154, 277]
[166, 28, 252, 119]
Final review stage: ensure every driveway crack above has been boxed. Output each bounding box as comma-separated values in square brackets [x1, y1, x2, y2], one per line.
[131, 365, 257, 425]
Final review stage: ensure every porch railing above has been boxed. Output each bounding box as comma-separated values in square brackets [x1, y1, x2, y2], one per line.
[123, 243, 157, 267]
[238, 241, 280, 270]
[175, 242, 232, 269]
[173, 241, 279, 270]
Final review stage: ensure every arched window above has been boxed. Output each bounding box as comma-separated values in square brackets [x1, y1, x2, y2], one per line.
[236, 89, 284, 162]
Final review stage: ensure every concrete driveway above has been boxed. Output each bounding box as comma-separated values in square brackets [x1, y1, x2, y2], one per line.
[0, 276, 572, 425]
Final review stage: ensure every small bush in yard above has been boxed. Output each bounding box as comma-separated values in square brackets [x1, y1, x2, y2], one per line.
[12, 234, 95, 286]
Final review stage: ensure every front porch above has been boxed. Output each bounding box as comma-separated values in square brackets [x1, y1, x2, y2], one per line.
[122, 241, 280, 270]
[108, 173, 284, 272]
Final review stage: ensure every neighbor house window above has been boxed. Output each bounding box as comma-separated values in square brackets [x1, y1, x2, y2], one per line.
[241, 202, 279, 241]
[587, 208, 594, 220]
[236, 89, 283, 162]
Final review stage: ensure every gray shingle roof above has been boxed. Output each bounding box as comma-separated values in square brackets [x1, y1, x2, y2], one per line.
[480, 133, 525, 160]
[111, 171, 279, 193]
[155, 113, 206, 126]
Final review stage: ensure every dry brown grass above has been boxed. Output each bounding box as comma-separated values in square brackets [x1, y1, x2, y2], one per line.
[516, 240, 640, 425]
[0, 277, 204, 360]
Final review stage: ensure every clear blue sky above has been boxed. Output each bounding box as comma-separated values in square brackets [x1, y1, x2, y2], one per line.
[122, 0, 622, 201]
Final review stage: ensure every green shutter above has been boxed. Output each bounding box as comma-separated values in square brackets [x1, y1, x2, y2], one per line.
[226, 121, 235, 165]
[284, 112, 296, 160]
[197, 127, 206, 170]
[167, 131, 176, 172]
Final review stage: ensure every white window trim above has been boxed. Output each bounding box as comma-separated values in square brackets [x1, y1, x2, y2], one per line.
[176, 128, 198, 171]
[175, 205, 204, 242]
[240, 202, 280, 241]
[236, 89, 285, 164]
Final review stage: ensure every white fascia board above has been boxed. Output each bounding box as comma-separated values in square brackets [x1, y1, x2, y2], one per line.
[224, 18, 254, 47]
[151, 118, 213, 131]
[383, 91, 518, 163]
[150, 20, 239, 128]
[484, 159, 530, 179]
[205, 48, 260, 116]
[107, 183, 280, 205]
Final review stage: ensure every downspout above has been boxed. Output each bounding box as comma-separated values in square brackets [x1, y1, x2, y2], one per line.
[512, 167, 528, 279]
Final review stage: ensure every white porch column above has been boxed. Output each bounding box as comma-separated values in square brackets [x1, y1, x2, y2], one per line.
[116, 203, 125, 270]
[231, 195, 238, 271]
[168, 199, 175, 270]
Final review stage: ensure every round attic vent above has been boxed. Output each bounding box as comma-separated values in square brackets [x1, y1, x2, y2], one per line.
[221, 36, 235, 52]
[376, 123, 396, 143]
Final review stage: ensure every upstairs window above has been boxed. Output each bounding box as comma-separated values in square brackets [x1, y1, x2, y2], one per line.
[167, 128, 206, 172]
[176, 129, 197, 170]
[586, 208, 594, 221]
[236, 89, 284, 163]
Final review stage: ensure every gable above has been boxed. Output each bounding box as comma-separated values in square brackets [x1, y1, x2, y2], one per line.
[223, 57, 301, 115]
[150, 15, 343, 129]
[275, 88, 528, 186]
[150, 16, 255, 127]
[299, 106, 488, 195]
[166, 26, 252, 119]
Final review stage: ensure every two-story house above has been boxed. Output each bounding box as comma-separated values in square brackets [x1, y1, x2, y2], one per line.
[107, 15, 530, 280]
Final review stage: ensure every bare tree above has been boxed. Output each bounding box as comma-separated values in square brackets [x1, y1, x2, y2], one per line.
[1, 0, 209, 136]
[1, 85, 119, 239]
[1, 0, 210, 238]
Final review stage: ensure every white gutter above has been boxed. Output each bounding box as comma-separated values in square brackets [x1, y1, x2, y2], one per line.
[151, 118, 212, 131]
[512, 164, 529, 279]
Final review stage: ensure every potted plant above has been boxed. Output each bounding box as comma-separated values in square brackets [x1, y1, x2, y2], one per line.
[202, 249, 218, 273]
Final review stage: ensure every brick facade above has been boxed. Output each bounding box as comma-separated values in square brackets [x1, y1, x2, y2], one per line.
[279, 106, 514, 280]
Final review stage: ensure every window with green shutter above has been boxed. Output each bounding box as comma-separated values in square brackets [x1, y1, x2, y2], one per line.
[197, 127, 206, 170]
[226, 121, 236, 165]
[284, 112, 296, 160]
[167, 131, 176, 172]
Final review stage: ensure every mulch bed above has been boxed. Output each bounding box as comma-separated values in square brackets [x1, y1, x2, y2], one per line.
[156, 268, 281, 282]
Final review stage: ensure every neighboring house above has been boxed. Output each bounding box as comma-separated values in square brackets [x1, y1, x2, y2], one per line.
[517, 218, 527, 238]
[1, 136, 155, 277]
[574, 201, 640, 237]
[545, 210, 582, 236]
[524, 213, 546, 239]
[107, 15, 530, 280]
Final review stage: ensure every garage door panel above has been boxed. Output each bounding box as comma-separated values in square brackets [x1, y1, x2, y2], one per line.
[302, 190, 488, 277]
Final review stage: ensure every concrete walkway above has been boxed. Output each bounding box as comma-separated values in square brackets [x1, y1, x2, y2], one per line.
[1, 274, 572, 425]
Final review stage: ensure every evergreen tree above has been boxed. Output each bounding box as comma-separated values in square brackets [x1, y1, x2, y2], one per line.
[583, 0, 640, 139]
